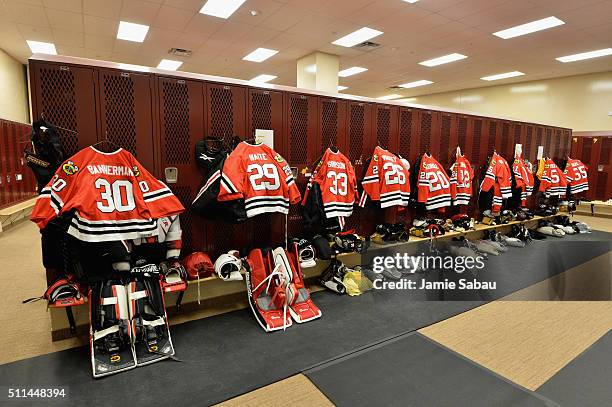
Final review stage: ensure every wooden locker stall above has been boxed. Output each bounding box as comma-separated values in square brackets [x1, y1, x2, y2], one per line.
[246, 88, 286, 250]
[456, 114, 469, 160]
[156, 76, 205, 254]
[397, 107, 418, 163]
[29, 62, 98, 156]
[416, 109, 439, 157]
[372, 104, 398, 152]
[438, 112, 456, 169]
[596, 137, 612, 200]
[96, 69, 155, 171]
[318, 96, 348, 155]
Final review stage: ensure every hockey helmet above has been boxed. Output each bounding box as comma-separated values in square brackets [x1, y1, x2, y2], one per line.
[214, 252, 243, 281]
[183, 252, 214, 280]
[290, 239, 317, 268]
[311, 235, 332, 260]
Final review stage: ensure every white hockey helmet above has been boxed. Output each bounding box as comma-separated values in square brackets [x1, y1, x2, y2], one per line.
[214, 252, 243, 281]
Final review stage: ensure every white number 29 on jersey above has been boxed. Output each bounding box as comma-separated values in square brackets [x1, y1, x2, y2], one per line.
[247, 163, 281, 191]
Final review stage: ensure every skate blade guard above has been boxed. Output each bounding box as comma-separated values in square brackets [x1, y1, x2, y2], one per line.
[90, 282, 136, 378]
[282, 246, 321, 323]
[245, 249, 292, 332]
[128, 276, 175, 366]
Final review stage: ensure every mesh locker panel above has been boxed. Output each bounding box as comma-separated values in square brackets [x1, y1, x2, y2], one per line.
[487, 122, 496, 155]
[601, 137, 611, 165]
[210, 87, 234, 138]
[398, 109, 412, 158]
[39, 67, 79, 156]
[103, 73, 137, 155]
[289, 96, 308, 163]
[162, 81, 190, 164]
[525, 126, 533, 158]
[458, 117, 467, 150]
[536, 128, 543, 150]
[321, 99, 338, 153]
[251, 214, 274, 248]
[564, 130, 571, 156]
[287, 204, 303, 238]
[553, 130, 562, 160]
[472, 119, 482, 160]
[513, 125, 521, 154]
[349, 104, 365, 162]
[420, 112, 432, 153]
[581, 139, 592, 163]
[251, 92, 272, 133]
[376, 108, 391, 148]
[171, 186, 194, 254]
[596, 173, 607, 199]
[544, 128, 552, 155]
[501, 122, 510, 154]
[440, 115, 451, 167]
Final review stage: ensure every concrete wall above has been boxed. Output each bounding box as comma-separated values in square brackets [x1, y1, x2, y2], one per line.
[412, 72, 612, 132]
[0, 49, 29, 123]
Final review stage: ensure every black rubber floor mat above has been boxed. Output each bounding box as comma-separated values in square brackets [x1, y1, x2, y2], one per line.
[306, 332, 559, 407]
[0, 232, 608, 407]
[536, 330, 612, 407]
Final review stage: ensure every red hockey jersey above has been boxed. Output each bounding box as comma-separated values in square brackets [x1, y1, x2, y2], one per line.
[512, 155, 534, 207]
[218, 142, 301, 218]
[480, 153, 512, 212]
[417, 154, 452, 210]
[302, 148, 357, 218]
[538, 158, 567, 198]
[31, 146, 184, 242]
[359, 146, 410, 208]
[449, 153, 473, 206]
[564, 158, 589, 195]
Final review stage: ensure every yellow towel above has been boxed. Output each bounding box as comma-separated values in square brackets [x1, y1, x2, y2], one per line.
[343, 271, 373, 296]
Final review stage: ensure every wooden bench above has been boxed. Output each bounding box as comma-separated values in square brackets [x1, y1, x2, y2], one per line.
[576, 200, 612, 218]
[49, 214, 565, 341]
[0, 197, 36, 232]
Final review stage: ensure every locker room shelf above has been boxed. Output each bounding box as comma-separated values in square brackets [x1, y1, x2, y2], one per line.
[48, 214, 567, 340]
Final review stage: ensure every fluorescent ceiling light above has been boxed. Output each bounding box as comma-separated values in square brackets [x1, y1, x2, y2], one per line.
[480, 71, 525, 81]
[337, 85, 348, 91]
[117, 21, 149, 42]
[398, 80, 433, 88]
[332, 27, 383, 47]
[243, 47, 278, 62]
[26, 40, 57, 55]
[118, 63, 149, 71]
[493, 16, 564, 39]
[377, 94, 402, 100]
[402, 0, 419, 3]
[419, 53, 467, 67]
[250, 74, 277, 84]
[556, 48, 612, 63]
[200, 0, 246, 19]
[157, 59, 183, 71]
[338, 67, 367, 77]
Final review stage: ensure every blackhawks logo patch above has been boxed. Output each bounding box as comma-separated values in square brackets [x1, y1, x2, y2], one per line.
[274, 154, 284, 163]
[373, 154, 379, 162]
[62, 160, 79, 175]
[132, 166, 140, 176]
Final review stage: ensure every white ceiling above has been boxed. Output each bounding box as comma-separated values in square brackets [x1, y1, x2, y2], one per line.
[0, 0, 611, 98]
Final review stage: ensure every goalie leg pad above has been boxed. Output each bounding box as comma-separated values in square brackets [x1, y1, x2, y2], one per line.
[127, 277, 175, 366]
[90, 280, 136, 378]
[245, 249, 292, 332]
[274, 246, 321, 324]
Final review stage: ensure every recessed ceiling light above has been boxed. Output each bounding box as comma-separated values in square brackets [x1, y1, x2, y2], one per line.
[377, 94, 403, 100]
[117, 21, 149, 42]
[337, 85, 348, 91]
[243, 47, 278, 63]
[250, 74, 277, 84]
[338, 67, 368, 77]
[480, 71, 525, 81]
[398, 80, 433, 88]
[26, 40, 57, 55]
[419, 53, 467, 67]
[332, 27, 383, 47]
[493, 16, 564, 39]
[402, 0, 419, 3]
[157, 59, 183, 71]
[200, 0, 247, 19]
[118, 63, 149, 71]
[556, 48, 612, 63]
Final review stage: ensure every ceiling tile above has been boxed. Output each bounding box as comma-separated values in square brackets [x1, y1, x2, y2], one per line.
[120, 0, 162, 25]
[152, 6, 195, 31]
[83, 0, 122, 19]
[52, 29, 85, 47]
[43, 0, 82, 13]
[83, 15, 118, 37]
[45, 9, 83, 32]
[17, 24, 53, 42]
[5, 2, 48, 26]
[84, 34, 115, 52]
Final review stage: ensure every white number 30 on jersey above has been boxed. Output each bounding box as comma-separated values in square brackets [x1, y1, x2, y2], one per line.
[95, 179, 138, 213]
